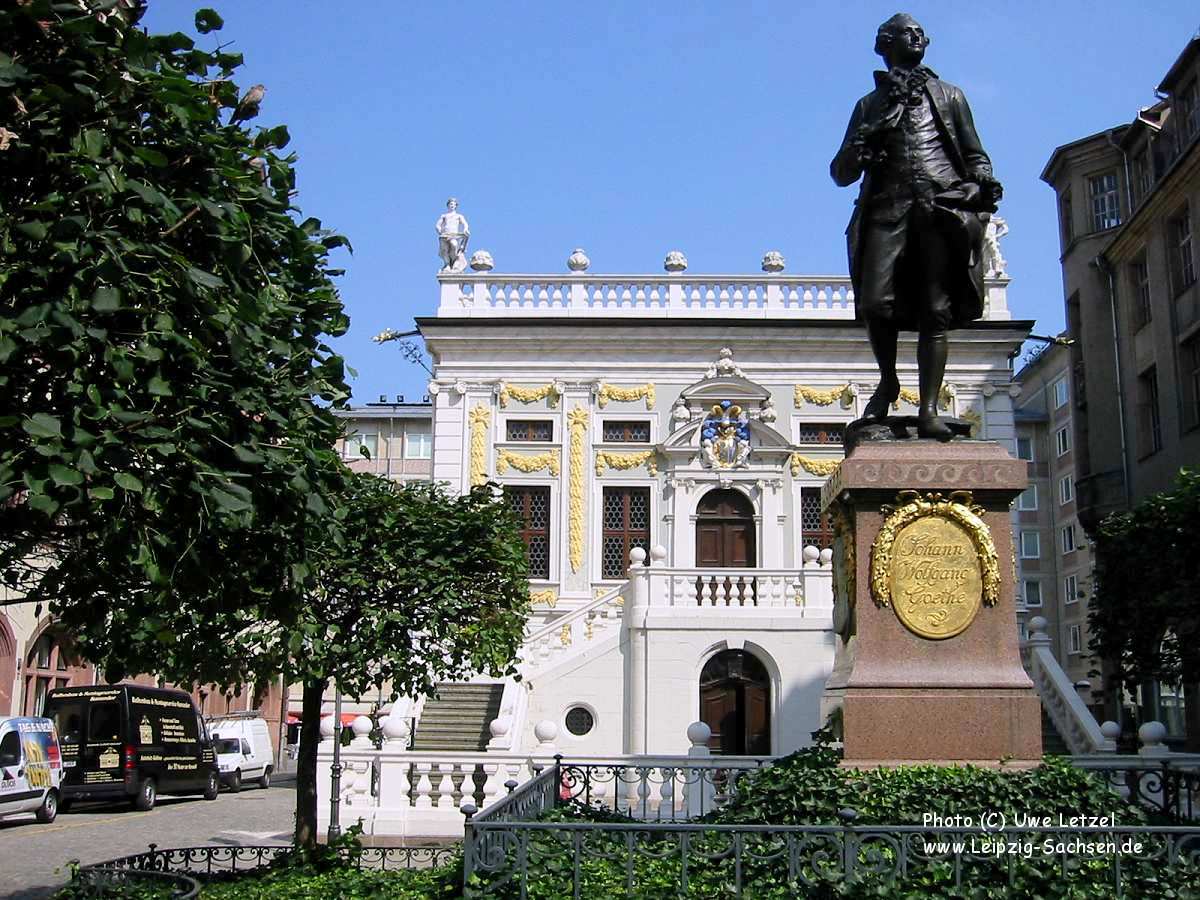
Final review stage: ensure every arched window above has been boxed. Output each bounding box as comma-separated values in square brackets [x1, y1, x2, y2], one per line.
[23, 627, 93, 716]
[699, 649, 771, 755]
[0, 617, 16, 716]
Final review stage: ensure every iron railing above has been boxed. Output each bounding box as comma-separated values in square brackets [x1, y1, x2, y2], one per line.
[1073, 757, 1200, 823]
[68, 867, 200, 899]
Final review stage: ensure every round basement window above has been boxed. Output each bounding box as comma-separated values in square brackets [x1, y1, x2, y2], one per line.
[565, 706, 595, 737]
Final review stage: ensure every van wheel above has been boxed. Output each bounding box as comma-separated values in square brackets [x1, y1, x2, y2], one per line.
[229, 770, 241, 793]
[258, 768, 271, 790]
[35, 790, 58, 823]
[203, 771, 219, 801]
[133, 778, 156, 812]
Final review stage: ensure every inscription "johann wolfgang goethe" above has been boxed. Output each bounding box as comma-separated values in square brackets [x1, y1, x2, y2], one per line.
[890, 518, 982, 639]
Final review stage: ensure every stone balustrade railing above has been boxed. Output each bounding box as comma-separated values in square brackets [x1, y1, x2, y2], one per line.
[438, 273, 1011, 320]
[517, 582, 631, 675]
[1022, 615, 1116, 755]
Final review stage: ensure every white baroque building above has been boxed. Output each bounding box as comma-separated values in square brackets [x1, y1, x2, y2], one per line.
[406, 263, 1029, 760]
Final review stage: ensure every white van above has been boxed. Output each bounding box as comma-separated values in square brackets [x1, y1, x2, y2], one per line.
[0, 716, 63, 823]
[207, 714, 273, 791]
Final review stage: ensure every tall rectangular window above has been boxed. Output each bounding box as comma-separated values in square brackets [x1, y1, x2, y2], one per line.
[1020, 531, 1040, 559]
[1130, 256, 1152, 329]
[1068, 624, 1082, 655]
[1087, 172, 1121, 232]
[1061, 524, 1076, 553]
[1023, 580, 1043, 607]
[1060, 474, 1074, 504]
[344, 432, 378, 460]
[1055, 425, 1070, 456]
[601, 487, 650, 579]
[800, 487, 834, 550]
[1017, 486, 1038, 511]
[1131, 148, 1152, 207]
[1059, 192, 1074, 247]
[1178, 78, 1199, 144]
[1183, 336, 1200, 430]
[504, 485, 550, 579]
[1016, 436, 1033, 461]
[1137, 367, 1162, 457]
[1170, 207, 1195, 294]
[506, 420, 553, 442]
[1065, 574, 1079, 605]
[1053, 377, 1069, 408]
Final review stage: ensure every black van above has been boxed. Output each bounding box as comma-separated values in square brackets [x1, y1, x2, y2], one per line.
[44, 684, 218, 811]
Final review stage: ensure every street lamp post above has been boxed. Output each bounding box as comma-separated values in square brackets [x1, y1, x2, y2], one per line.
[327, 686, 343, 843]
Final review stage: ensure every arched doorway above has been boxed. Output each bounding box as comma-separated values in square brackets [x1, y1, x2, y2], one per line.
[699, 649, 771, 755]
[0, 617, 15, 716]
[695, 488, 756, 604]
[23, 625, 93, 716]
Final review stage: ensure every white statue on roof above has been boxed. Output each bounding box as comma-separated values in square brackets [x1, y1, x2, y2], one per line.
[436, 198, 470, 273]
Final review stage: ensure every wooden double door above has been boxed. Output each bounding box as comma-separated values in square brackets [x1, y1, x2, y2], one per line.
[695, 489, 756, 568]
[699, 650, 771, 755]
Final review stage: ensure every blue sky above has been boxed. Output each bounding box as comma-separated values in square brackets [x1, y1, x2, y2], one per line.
[143, 2, 1200, 404]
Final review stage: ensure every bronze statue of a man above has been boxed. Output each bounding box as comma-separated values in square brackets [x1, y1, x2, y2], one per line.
[831, 13, 1001, 439]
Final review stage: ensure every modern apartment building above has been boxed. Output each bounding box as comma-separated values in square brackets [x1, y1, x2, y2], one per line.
[334, 398, 434, 485]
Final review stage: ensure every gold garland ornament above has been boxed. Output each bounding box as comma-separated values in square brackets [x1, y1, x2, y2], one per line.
[869, 490, 999, 640]
[596, 450, 658, 476]
[468, 404, 492, 487]
[496, 449, 560, 476]
[498, 381, 560, 408]
[559, 622, 572, 647]
[794, 384, 853, 408]
[567, 407, 589, 573]
[790, 454, 841, 477]
[892, 386, 954, 410]
[597, 383, 655, 409]
[962, 407, 981, 437]
[529, 588, 557, 608]
[831, 504, 856, 635]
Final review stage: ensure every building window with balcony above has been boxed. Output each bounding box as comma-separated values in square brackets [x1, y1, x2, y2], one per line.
[506, 420, 553, 442]
[1060, 474, 1074, 504]
[405, 425, 432, 459]
[1020, 531, 1040, 559]
[1016, 436, 1033, 461]
[601, 487, 650, 580]
[1052, 377, 1069, 409]
[1059, 191, 1074, 247]
[1065, 574, 1079, 605]
[1087, 172, 1121, 232]
[1183, 336, 1200, 431]
[1061, 524, 1076, 553]
[800, 487, 834, 550]
[1023, 580, 1043, 607]
[1055, 425, 1070, 457]
[1136, 366, 1163, 457]
[1130, 255, 1152, 330]
[1068, 624, 1082, 655]
[504, 485, 550, 579]
[1017, 485, 1037, 511]
[1169, 206, 1195, 295]
[601, 420, 651, 443]
[344, 431, 378, 460]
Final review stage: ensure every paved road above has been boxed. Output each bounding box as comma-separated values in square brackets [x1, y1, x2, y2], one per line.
[0, 780, 296, 899]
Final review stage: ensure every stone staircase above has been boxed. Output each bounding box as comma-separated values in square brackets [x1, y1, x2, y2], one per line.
[410, 683, 504, 752]
[1042, 708, 1070, 756]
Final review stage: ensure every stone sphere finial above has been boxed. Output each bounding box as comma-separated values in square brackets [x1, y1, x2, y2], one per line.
[819, 547, 834, 566]
[1138, 721, 1167, 749]
[534, 720, 558, 743]
[489, 717, 511, 738]
[1027, 616, 1047, 635]
[802, 545, 820, 564]
[469, 250, 494, 271]
[567, 248, 590, 272]
[629, 546, 647, 566]
[351, 715, 372, 738]
[319, 715, 336, 739]
[762, 250, 785, 273]
[1100, 720, 1121, 741]
[650, 544, 667, 562]
[382, 715, 410, 743]
[686, 721, 712, 746]
[664, 250, 688, 273]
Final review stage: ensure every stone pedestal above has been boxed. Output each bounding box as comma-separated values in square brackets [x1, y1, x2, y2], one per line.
[821, 440, 1041, 765]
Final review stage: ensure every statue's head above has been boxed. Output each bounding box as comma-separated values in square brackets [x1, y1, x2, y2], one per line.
[874, 13, 928, 66]
[446, 197, 458, 211]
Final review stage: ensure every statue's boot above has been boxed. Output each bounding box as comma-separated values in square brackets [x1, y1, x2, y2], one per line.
[862, 319, 900, 420]
[916, 330, 953, 440]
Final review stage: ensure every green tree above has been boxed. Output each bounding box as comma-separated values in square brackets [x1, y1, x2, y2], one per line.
[1089, 469, 1200, 712]
[288, 473, 530, 847]
[0, 1, 349, 681]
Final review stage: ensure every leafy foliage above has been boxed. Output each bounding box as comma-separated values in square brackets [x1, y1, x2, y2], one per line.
[0, 1, 351, 689]
[1088, 468, 1200, 694]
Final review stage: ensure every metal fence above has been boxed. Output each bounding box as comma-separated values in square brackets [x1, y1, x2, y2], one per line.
[1073, 757, 1200, 823]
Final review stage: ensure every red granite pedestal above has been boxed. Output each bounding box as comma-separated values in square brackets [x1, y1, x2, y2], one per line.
[820, 440, 1042, 765]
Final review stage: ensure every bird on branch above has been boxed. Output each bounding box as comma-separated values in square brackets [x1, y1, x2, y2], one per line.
[230, 84, 266, 125]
